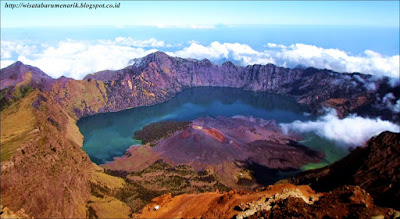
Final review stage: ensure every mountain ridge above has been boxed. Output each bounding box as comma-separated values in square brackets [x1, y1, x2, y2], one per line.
[1, 52, 398, 122]
[26, 51, 397, 120]
[0, 52, 399, 218]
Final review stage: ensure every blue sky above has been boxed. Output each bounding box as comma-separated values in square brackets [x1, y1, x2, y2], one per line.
[1, 1, 399, 28]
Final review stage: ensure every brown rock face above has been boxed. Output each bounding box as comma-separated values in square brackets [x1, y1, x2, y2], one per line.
[134, 183, 394, 219]
[134, 183, 318, 218]
[289, 131, 400, 209]
[0, 91, 93, 218]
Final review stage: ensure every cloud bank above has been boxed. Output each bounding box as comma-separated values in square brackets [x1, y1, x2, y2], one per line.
[169, 42, 400, 78]
[280, 109, 400, 147]
[1, 38, 399, 79]
[1, 39, 158, 79]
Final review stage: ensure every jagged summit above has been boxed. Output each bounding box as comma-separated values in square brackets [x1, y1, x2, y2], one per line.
[1, 53, 398, 122]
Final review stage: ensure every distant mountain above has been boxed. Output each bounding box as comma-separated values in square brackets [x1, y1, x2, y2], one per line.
[294, 64, 308, 69]
[214, 57, 243, 66]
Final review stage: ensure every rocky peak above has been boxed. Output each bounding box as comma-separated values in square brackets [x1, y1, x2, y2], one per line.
[221, 60, 235, 67]
[8, 60, 24, 68]
[144, 51, 170, 64]
[0, 61, 54, 90]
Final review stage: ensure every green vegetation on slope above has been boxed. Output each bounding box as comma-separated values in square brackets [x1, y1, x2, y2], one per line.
[134, 121, 192, 145]
[0, 71, 34, 112]
[0, 87, 12, 111]
[93, 160, 231, 215]
[0, 85, 33, 112]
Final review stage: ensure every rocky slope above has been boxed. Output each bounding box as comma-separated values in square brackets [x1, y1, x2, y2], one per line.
[247, 185, 396, 219]
[102, 116, 324, 188]
[289, 131, 400, 210]
[0, 91, 93, 218]
[134, 183, 395, 218]
[133, 132, 400, 217]
[0, 52, 399, 218]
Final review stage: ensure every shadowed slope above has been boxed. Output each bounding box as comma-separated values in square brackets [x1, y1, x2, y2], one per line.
[289, 131, 400, 209]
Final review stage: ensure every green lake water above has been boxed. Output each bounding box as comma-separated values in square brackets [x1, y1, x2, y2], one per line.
[77, 87, 347, 167]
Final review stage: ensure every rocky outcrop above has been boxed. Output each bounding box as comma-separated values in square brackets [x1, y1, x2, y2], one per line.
[249, 185, 396, 219]
[235, 186, 319, 219]
[134, 183, 316, 218]
[289, 131, 400, 209]
[134, 183, 395, 218]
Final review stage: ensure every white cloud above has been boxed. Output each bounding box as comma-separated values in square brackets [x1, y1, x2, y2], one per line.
[168, 41, 275, 65]
[10, 39, 157, 79]
[1, 40, 38, 59]
[171, 42, 400, 78]
[1, 39, 399, 80]
[394, 100, 400, 113]
[382, 93, 400, 113]
[266, 43, 286, 49]
[280, 109, 400, 146]
[1, 60, 16, 69]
